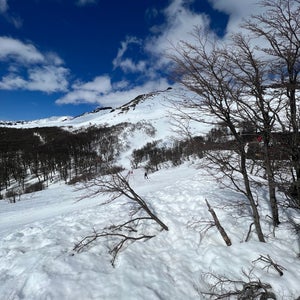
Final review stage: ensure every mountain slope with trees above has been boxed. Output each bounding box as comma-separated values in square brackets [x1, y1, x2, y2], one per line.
[1, 1, 300, 298]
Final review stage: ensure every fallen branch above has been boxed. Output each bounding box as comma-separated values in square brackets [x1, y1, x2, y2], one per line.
[252, 254, 286, 276]
[205, 199, 232, 246]
[245, 222, 254, 242]
[74, 169, 168, 266]
[86, 171, 169, 231]
[73, 217, 156, 266]
[200, 270, 276, 299]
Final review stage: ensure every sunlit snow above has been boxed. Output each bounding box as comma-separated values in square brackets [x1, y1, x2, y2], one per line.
[0, 88, 299, 299]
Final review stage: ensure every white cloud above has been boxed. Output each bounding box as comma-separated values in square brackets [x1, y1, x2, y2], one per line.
[144, 0, 212, 70]
[72, 76, 112, 93]
[0, 36, 45, 64]
[208, 0, 264, 36]
[113, 36, 147, 73]
[0, 66, 69, 92]
[26, 66, 69, 92]
[0, 36, 65, 66]
[113, 80, 129, 90]
[0, 74, 26, 90]
[55, 89, 100, 105]
[117, 59, 147, 73]
[56, 76, 169, 107]
[0, 36, 69, 93]
[44, 52, 65, 66]
[56, 75, 113, 105]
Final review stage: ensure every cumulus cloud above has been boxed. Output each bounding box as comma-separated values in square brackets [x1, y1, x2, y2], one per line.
[0, 36, 45, 64]
[208, 0, 264, 36]
[144, 0, 211, 64]
[113, 36, 147, 73]
[0, 66, 69, 92]
[1, 0, 269, 112]
[57, 0, 222, 109]
[56, 76, 112, 105]
[72, 76, 112, 94]
[56, 76, 169, 107]
[0, 36, 69, 93]
[27, 66, 69, 92]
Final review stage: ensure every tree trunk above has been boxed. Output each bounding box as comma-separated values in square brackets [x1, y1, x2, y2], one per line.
[240, 151, 266, 242]
[263, 142, 280, 226]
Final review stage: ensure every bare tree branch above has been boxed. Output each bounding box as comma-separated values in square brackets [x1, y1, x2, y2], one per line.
[74, 169, 168, 266]
[73, 217, 156, 266]
[199, 269, 276, 299]
[205, 199, 232, 246]
[252, 254, 286, 276]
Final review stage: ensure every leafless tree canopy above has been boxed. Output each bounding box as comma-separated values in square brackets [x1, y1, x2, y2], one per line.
[169, 0, 300, 242]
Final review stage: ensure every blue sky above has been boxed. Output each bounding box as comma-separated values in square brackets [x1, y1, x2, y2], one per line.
[0, 0, 260, 121]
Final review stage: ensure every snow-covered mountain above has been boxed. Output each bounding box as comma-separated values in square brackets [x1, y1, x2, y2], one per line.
[1, 87, 211, 170]
[1, 87, 210, 133]
[0, 87, 300, 299]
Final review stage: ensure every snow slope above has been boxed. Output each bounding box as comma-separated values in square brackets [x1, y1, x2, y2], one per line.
[1, 87, 212, 137]
[0, 88, 300, 299]
[0, 165, 300, 299]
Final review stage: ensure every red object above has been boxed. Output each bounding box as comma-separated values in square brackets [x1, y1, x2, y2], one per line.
[257, 135, 263, 142]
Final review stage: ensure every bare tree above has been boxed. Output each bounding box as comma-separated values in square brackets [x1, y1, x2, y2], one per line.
[74, 169, 168, 265]
[223, 33, 281, 227]
[169, 28, 266, 242]
[243, 0, 300, 207]
[169, 0, 300, 237]
[89, 170, 168, 230]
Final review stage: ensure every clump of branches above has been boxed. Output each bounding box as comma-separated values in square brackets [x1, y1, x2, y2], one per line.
[252, 254, 286, 277]
[187, 218, 215, 244]
[74, 218, 156, 266]
[74, 169, 168, 266]
[199, 269, 276, 299]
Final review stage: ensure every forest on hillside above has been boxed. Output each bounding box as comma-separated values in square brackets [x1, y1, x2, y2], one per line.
[0, 121, 209, 202]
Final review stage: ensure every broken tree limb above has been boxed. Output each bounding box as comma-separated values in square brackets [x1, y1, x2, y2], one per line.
[205, 199, 232, 246]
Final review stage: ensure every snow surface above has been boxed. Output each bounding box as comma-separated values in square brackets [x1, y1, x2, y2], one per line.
[1, 165, 300, 299]
[1, 87, 300, 299]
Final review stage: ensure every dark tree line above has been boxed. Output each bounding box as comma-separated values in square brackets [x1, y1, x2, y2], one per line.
[131, 136, 204, 171]
[0, 124, 127, 199]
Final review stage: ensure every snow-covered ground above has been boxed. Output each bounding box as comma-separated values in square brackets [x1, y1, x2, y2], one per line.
[1, 164, 300, 300]
[1, 87, 300, 299]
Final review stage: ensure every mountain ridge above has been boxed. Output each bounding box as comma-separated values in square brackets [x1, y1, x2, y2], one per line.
[0, 87, 175, 129]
